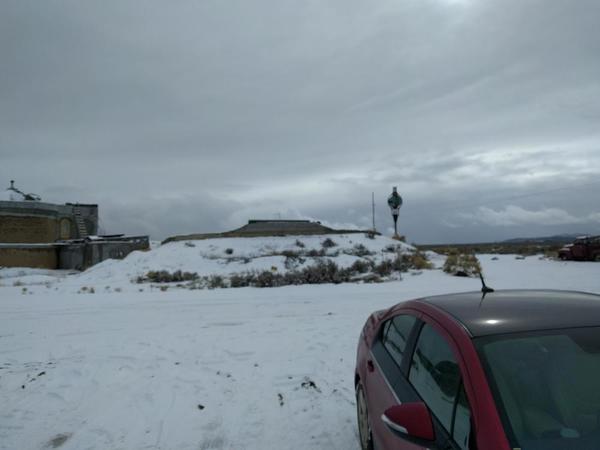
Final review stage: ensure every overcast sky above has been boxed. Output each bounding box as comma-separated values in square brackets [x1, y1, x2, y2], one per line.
[2, 0, 599, 243]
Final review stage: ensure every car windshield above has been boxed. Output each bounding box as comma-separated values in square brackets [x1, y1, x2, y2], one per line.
[477, 327, 600, 450]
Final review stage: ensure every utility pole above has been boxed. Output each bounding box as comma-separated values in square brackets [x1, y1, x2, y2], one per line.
[371, 192, 376, 232]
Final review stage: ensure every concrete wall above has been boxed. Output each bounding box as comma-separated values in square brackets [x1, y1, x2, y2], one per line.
[57, 244, 85, 270]
[0, 238, 149, 270]
[58, 237, 150, 270]
[0, 245, 57, 269]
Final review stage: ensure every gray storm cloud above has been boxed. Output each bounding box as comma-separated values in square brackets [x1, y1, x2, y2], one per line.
[1, 0, 599, 242]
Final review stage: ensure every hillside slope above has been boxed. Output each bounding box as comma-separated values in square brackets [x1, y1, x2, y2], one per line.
[1, 234, 431, 293]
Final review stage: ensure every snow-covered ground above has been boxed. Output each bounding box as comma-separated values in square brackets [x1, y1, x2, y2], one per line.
[1, 251, 599, 450]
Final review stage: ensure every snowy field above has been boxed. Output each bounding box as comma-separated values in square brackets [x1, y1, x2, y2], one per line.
[1, 252, 599, 450]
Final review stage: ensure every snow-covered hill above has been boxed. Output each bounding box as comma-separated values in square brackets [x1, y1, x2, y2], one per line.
[1, 233, 432, 293]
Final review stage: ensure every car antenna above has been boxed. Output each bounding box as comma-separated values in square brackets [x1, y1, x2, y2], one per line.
[479, 272, 494, 294]
[479, 271, 494, 306]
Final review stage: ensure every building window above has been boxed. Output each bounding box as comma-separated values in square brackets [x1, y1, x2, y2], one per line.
[59, 218, 72, 240]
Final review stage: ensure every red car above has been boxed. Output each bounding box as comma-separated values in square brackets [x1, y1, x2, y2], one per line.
[355, 290, 600, 450]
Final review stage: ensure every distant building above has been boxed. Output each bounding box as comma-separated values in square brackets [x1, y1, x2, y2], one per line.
[0, 180, 98, 243]
[163, 219, 376, 244]
[0, 180, 148, 270]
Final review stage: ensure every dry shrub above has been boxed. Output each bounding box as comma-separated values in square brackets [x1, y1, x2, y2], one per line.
[443, 252, 481, 277]
[410, 250, 433, 270]
[208, 275, 225, 289]
[350, 259, 372, 274]
[391, 254, 411, 272]
[140, 270, 199, 283]
[255, 270, 283, 288]
[374, 260, 393, 276]
[230, 273, 254, 288]
[352, 244, 373, 257]
[321, 238, 337, 248]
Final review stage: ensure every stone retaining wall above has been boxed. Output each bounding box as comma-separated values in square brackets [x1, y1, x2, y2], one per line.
[0, 245, 57, 269]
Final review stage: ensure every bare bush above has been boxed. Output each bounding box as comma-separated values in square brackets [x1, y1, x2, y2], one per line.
[374, 260, 393, 276]
[140, 270, 199, 283]
[254, 270, 283, 288]
[284, 252, 306, 270]
[410, 250, 433, 270]
[229, 273, 254, 288]
[303, 260, 339, 283]
[208, 275, 225, 289]
[443, 252, 481, 277]
[352, 244, 373, 257]
[391, 254, 411, 272]
[350, 259, 373, 274]
[321, 238, 337, 248]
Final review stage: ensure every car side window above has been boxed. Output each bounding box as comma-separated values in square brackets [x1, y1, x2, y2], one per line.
[453, 384, 471, 450]
[408, 324, 462, 436]
[382, 315, 417, 367]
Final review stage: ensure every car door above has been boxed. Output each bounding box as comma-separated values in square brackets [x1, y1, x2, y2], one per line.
[370, 315, 474, 449]
[399, 320, 474, 450]
[367, 313, 422, 449]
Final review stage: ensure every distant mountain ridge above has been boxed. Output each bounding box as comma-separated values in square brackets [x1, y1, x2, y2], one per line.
[501, 233, 585, 244]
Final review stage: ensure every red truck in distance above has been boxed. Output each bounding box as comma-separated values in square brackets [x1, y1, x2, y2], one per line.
[558, 235, 600, 261]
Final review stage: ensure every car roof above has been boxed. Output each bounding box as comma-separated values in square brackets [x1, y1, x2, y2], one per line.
[417, 290, 600, 337]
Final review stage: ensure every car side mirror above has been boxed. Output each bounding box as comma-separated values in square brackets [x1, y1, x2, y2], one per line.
[382, 403, 435, 444]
